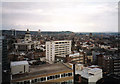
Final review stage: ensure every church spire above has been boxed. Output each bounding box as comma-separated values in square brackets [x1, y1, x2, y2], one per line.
[26, 29, 30, 34]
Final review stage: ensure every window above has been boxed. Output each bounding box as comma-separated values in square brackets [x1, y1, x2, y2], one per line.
[47, 75, 61, 81]
[55, 83, 61, 84]
[31, 79, 35, 83]
[41, 77, 46, 82]
[47, 76, 50, 80]
[38, 78, 41, 82]
[50, 76, 53, 80]
[67, 80, 73, 84]
[61, 81, 67, 84]
[19, 82, 24, 84]
[61, 73, 66, 77]
[65, 73, 68, 77]
[61, 73, 72, 78]
[24, 80, 30, 84]
[16, 82, 19, 84]
[55, 74, 60, 79]
[47, 75, 55, 80]
[68, 73, 72, 76]
[35, 79, 37, 82]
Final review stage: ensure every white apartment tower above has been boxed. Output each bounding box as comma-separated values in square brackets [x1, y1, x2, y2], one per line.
[46, 40, 71, 63]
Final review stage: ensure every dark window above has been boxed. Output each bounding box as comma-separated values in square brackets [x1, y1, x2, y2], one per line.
[43, 77, 46, 81]
[16, 82, 19, 84]
[68, 73, 72, 76]
[61, 73, 66, 77]
[24, 80, 30, 84]
[55, 75, 60, 79]
[19, 82, 24, 84]
[61, 81, 66, 84]
[47, 76, 50, 80]
[31, 79, 35, 83]
[50, 76, 53, 79]
[41, 78, 44, 81]
[38, 78, 41, 82]
[65, 73, 68, 77]
[35, 79, 37, 82]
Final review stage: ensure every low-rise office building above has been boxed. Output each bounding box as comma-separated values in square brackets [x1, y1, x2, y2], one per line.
[11, 63, 73, 84]
[67, 52, 87, 64]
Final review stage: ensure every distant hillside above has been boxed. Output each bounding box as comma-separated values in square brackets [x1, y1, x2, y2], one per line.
[1, 30, 119, 36]
[2, 30, 73, 35]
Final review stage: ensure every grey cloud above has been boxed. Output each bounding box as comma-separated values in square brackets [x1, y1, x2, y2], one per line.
[2, 2, 118, 32]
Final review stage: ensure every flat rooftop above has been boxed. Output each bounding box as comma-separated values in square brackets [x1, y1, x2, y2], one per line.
[76, 67, 102, 79]
[46, 40, 72, 42]
[30, 63, 71, 73]
[12, 63, 72, 81]
[11, 61, 28, 66]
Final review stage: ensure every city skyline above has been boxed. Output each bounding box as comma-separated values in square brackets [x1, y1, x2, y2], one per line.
[2, 0, 118, 32]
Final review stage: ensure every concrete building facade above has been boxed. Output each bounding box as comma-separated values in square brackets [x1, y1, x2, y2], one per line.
[46, 40, 71, 63]
[68, 52, 87, 64]
[1, 36, 11, 84]
[11, 61, 29, 75]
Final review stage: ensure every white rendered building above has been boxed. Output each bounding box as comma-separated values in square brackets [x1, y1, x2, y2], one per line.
[46, 40, 71, 63]
[75, 64, 103, 84]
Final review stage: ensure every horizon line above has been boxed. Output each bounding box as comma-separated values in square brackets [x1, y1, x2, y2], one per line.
[1, 29, 119, 33]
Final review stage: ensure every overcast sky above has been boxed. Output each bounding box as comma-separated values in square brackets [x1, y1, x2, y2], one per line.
[2, 0, 118, 32]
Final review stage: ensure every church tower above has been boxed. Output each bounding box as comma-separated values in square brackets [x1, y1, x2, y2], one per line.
[24, 29, 32, 42]
[37, 29, 41, 41]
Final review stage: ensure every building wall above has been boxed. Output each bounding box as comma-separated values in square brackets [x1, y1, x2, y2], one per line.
[1, 37, 11, 83]
[87, 55, 93, 62]
[0, 37, 2, 84]
[97, 55, 104, 67]
[54, 41, 71, 57]
[92, 51, 100, 64]
[11, 71, 73, 84]
[18, 45, 27, 51]
[46, 40, 71, 63]
[46, 41, 55, 62]
[88, 71, 102, 83]
[69, 53, 85, 63]
[113, 59, 120, 74]
[11, 64, 29, 75]
[15, 43, 34, 51]
[103, 57, 120, 75]
[24, 34, 32, 42]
